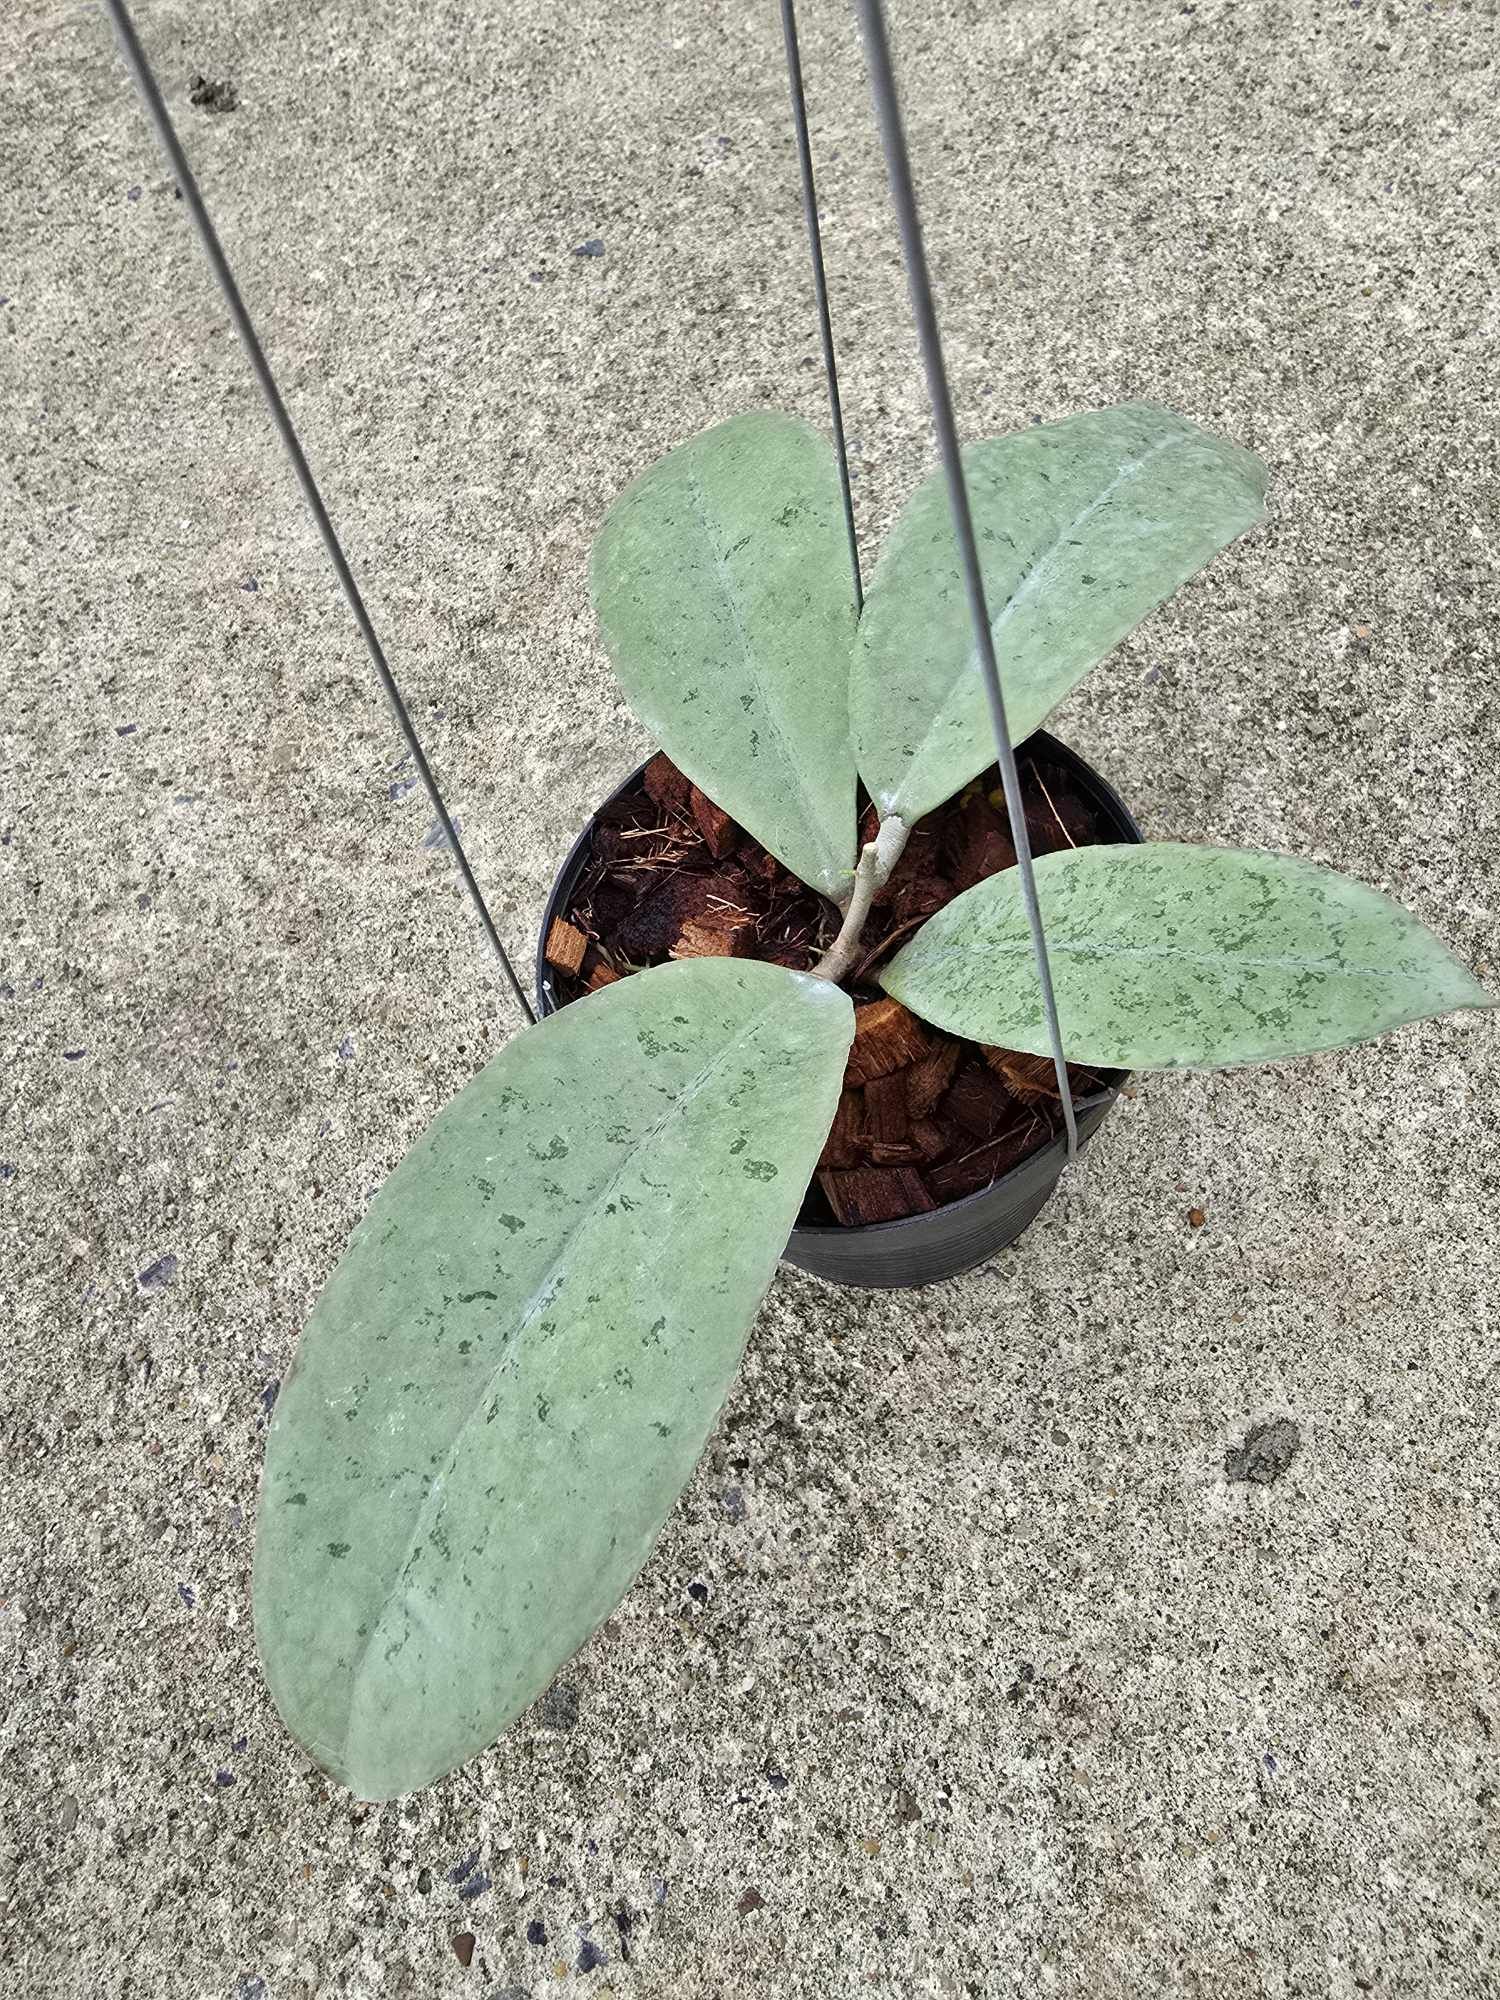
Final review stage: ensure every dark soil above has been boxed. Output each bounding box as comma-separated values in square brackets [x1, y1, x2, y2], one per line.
[546, 750, 1130, 1228]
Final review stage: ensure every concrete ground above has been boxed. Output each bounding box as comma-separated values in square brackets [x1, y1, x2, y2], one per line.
[4, 0, 1498, 1993]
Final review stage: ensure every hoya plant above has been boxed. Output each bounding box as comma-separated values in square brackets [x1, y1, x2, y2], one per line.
[254, 404, 1490, 1798]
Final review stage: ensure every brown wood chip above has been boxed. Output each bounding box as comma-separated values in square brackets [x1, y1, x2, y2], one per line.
[818, 1166, 935, 1226]
[945, 1061, 1016, 1141]
[671, 908, 753, 958]
[689, 785, 738, 859]
[981, 1047, 1061, 1104]
[618, 870, 740, 959]
[864, 1070, 912, 1147]
[586, 962, 621, 990]
[817, 1089, 865, 1170]
[911, 1117, 948, 1162]
[906, 1040, 960, 1117]
[927, 1122, 1041, 1204]
[845, 997, 928, 1086]
[890, 871, 953, 928]
[948, 792, 1016, 892]
[543, 916, 588, 977]
[643, 751, 693, 815]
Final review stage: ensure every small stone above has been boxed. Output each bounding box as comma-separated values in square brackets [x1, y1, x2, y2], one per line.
[451, 1932, 475, 1968]
[894, 1792, 920, 1825]
[719, 1485, 747, 1522]
[1226, 1418, 1301, 1485]
[136, 1253, 179, 1292]
[536, 1679, 579, 1731]
[61, 1410, 81, 1430]
[526, 1918, 547, 1946]
[861, 1837, 882, 1857]
[188, 73, 238, 113]
[59, 1795, 79, 1832]
[416, 1868, 433, 1894]
[1187, 1206, 1207, 1228]
[573, 237, 605, 258]
[736, 1887, 765, 1917]
[576, 1938, 606, 1973]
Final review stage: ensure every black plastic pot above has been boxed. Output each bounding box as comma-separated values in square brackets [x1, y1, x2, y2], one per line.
[537, 731, 1143, 1289]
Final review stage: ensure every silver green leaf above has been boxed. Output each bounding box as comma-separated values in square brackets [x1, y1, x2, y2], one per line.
[591, 410, 858, 898]
[880, 843, 1493, 1069]
[253, 960, 853, 1799]
[853, 404, 1268, 823]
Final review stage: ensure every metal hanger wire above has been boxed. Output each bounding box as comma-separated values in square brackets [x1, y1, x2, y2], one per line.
[778, 0, 863, 613]
[828, 0, 1081, 1159]
[106, 0, 1078, 1116]
[103, 0, 536, 1028]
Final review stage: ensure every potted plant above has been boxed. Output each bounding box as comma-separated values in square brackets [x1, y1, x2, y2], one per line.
[535, 723, 1143, 1288]
[253, 405, 1490, 1800]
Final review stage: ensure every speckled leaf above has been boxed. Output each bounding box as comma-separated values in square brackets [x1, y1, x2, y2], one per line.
[253, 960, 853, 1799]
[853, 404, 1267, 823]
[591, 411, 858, 898]
[881, 843, 1492, 1068]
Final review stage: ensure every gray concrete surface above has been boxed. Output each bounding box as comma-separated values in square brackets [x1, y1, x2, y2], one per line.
[3, 0, 1498, 1993]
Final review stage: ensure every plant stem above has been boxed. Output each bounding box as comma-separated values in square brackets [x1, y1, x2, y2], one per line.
[812, 815, 909, 983]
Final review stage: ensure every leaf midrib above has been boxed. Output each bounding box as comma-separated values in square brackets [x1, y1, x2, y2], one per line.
[337, 995, 789, 1760]
[918, 934, 1418, 982]
[888, 432, 1184, 813]
[683, 463, 843, 888]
